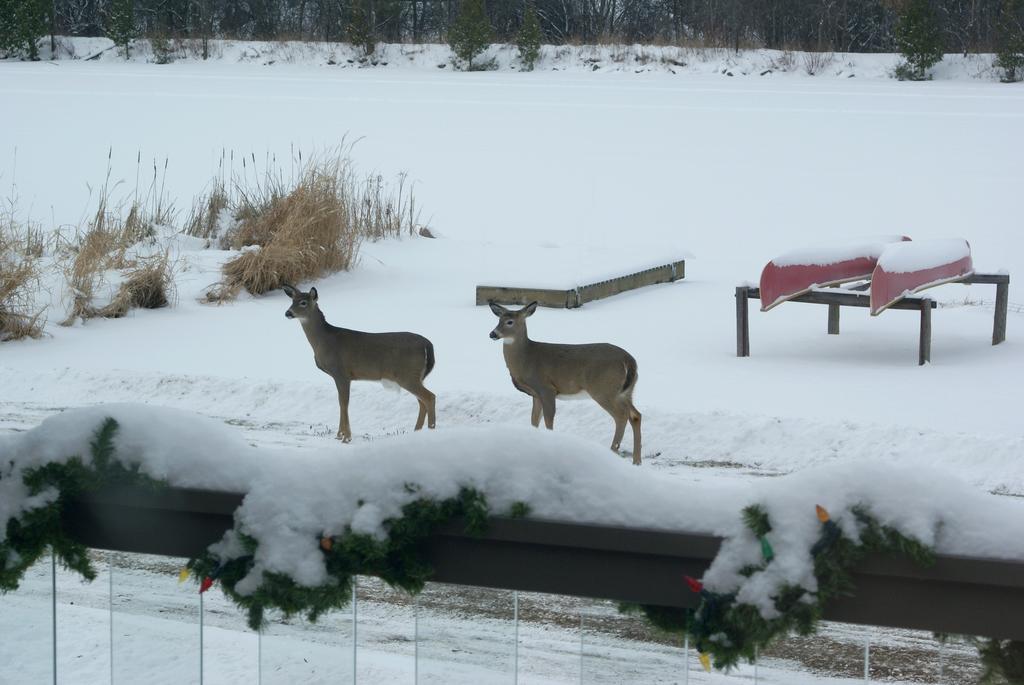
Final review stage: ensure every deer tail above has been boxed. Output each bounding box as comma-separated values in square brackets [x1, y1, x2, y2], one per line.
[621, 356, 638, 395]
[423, 340, 436, 379]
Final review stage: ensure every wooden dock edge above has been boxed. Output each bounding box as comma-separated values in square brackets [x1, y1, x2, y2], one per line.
[474, 285, 577, 309]
[477, 259, 685, 309]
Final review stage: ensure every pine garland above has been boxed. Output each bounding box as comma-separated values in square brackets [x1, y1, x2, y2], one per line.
[1, 418, 165, 591]
[623, 503, 1024, 684]
[2, 415, 1022, 682]
[978, 639, 1024, 684]
[1, 414, 531, 633]
[625, 503, 935, 668]
[189, 485, 528, 631]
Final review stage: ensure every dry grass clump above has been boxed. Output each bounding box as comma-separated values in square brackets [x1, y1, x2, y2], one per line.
[97, 253, 175, 318]
[357, 171, 418, 241]
[0, 308, 44, 341]
[184, 180, 230, 242]
[768, 49, 797, 72]
[61, 170, 177, 325]
[122, 197, 173, 244]
[128, 158, 177, 242]
[802, 51, 835, 76]
[62, 200, 134, 325]
[208, 155, 418, 301]
[0, 221, 46, 341]
[215, 161, 358, 297]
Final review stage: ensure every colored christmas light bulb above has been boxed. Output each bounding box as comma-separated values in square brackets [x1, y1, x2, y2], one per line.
[200, 576, 214, 594]
[178, 568, 190, 584]
[320, 536, 333, 551]
[698, 652, 712, 672]
[684, 575, 704, 593]
[760, 536, 774, 561]
[815, 505, 830, 523]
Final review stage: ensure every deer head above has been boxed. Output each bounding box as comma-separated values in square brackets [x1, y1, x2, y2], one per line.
[282, 284, 321, 321]
[489, 301, 537, 343]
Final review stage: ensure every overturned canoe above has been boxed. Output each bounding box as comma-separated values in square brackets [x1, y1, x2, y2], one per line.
[870, 239, 973, 315]
[759, 236, 910, 311]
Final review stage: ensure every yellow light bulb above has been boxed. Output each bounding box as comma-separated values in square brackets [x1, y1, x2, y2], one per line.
[815, 505, 830, 523]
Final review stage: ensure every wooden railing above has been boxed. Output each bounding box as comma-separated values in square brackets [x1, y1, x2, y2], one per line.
[63, 484, 1024, 641]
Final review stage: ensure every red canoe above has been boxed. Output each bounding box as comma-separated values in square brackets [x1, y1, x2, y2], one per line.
[869, 239, 973, 315]
[759, 236, 911, 311]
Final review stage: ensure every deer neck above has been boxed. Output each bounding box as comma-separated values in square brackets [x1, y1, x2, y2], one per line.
[501, 328, 533, 373]
[299, 309, 339, 355]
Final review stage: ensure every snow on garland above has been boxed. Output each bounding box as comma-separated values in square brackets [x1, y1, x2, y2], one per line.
[187, 486, 530, 630]
[0, 418, 150, 590]
[2, 405, 1024, 683]
[627, 502, 935, 669]
[624, 505, 1024, 682]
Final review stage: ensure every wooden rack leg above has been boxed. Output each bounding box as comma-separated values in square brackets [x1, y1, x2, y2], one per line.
[736, 286, 750, 357]
[828, 303, 840, 335]
[919, 299, 932, 366]
[993, 281, 1008, 345]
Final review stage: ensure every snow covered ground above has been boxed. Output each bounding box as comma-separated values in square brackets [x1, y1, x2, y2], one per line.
[2, 40, 1023, 683]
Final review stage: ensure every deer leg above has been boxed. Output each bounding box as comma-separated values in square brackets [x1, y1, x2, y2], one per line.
[335, 378, 352, 443]
[538, 388, 556, 430]
[611, 410, 628, 454]
[419, 386, 437, 430]
[628, 405, 642, 466]
[414, 398, 427, 431]
[400, 380, 436, 431]
[530, 396, 542, 427]
[595, 396, 628, 454]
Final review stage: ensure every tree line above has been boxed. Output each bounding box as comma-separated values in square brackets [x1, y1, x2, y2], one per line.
[2, 0, 1023, 80]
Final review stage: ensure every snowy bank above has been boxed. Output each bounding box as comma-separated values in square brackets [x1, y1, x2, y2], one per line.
[21, 36, 1012, 82]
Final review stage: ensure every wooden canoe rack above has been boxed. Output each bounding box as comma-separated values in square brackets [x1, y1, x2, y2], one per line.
[736, 272, 1009, 365]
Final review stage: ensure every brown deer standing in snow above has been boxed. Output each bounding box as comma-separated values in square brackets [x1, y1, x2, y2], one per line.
[488, 301, 643, 464]
[283, 284, 436, 442]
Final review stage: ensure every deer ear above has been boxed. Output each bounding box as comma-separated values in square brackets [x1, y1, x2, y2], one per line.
[522, 301, 538, 317]
[282, 284, 296, 298]
[489, 302, 507, 317]
[309, 287, 318, 301]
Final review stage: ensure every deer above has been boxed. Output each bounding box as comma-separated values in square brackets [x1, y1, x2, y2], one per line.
[488, 301, 643, 465]
[283, 284, 436, 442]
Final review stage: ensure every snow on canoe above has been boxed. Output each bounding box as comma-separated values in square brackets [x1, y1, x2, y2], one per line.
[759, 236, 911, 311]
[869, 239, 973, 315]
